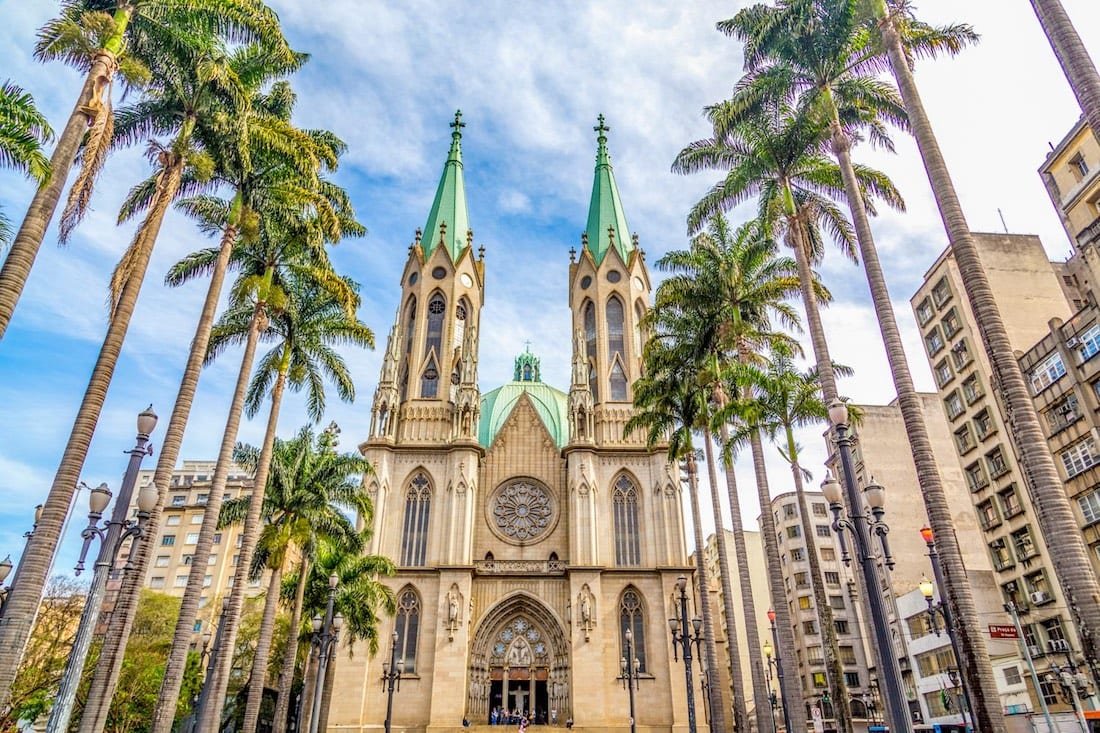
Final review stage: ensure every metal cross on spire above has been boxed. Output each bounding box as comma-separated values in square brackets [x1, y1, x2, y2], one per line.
[451, 109, 466, 135]
[594, 114, 610, 137]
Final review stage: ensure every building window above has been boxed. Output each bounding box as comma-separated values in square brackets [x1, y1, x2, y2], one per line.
[609, 359, 628, 402]
[844, 672, 860, 688]
[803, 620, 818, 635]
[951, 338, 972, 369]
[1077, 323, 1100, 361]
[816, 525, 831, 538]
[907, 613, 933, 641]
[784, 503, 797, 518]
[401, 472, 431, 566]
[162, 535, 176, 547]
[1078, 488, 1100, 525]
[1070, 153, 1089, 181]
[811, 671, 827, 688]
[150, 576, 165, 589]
[191, 513, 204, 525]
[420, 359, 439, 399]
[1000, 485, 1023, 518]
[1042, 617, 1068, 650]
[931, 277, 952, 308]
[954, 424, 976, 454]
[916, 298, 934, 326]
[1011, 526, 1037, 561]
[990, 539, 1014, 571]
[840, 646, 857, 665]
[185, 533, 199, 545]
[941, 308, 962, 338]
[795, 572, 809, 588]
[613, 475, 641, 566]
[1039, 678, 1059, 706]
[834, 619, 849, 634]
[620, 589, 647, 673]
[424, 293, 446, 359]
[812, 503, 827, 517]
[974, 409, 994, 439]
[196, 493, 208, 505]
[977, 499, 1001, 530]
[790, 547, 805, 561]
[155, 555, 170, 568]
[821, 548, 836, 562]
[962, 374, 983, 404]
[986, 447, 1009, 479]
[172, 495, 186, 507]
[1030, 352, 1067, 394]
[183, 554, 194, 565]
[583, 300, 598, 400]
[1046, 394, 1081, 433]
[798, 595, 812, 610]
[174, 575, 188, 588]
[965, 461, 989, 492]
[1025, 570, 1051, 597]
[925, 326, 945, 356]
[1061, 437, 1100, 478]
[934, 359, 953, 388]
[1003, 666, 1023, 686]
[607, 297, 627, 401]
[824, 571, 840, 586]
[829, 595, 845, 610]
[787, 525, 801, 539]
[394, 588, 421, 674]
[944, 391, 964, 420]
[213, 532, 222, 545]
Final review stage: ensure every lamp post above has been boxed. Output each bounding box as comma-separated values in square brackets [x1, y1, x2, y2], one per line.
[918, 525, 974, 732]
[621, 628, 641, 733]
[0, 505, 45, 617]
[764, 611, 791, 733]
[1045, 657, 1092, 733]
[310, 574, 342, 733]
[668, 574, 702, 733]
[190, 598, 229, 733]
[46, 406, 158, 733]
[824, 398, 911, 733]
[381, 630, 404, 733]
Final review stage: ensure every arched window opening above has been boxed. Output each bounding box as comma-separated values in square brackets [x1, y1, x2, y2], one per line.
[425, 293, 446, 360]
[401, 473, 431, 566]
[633, 299, 645, 364]
[584, 301, 598, 400]
[421, 356, 439, 399]
[395, 588, 421, 673]
[404, 297, 417, 356]
[609, 358, 628, 402]
[607, 296, 625, 359]
[454, 297, 469, 351]
[620, 589, 647, 673]
[613, 475, 641, 566]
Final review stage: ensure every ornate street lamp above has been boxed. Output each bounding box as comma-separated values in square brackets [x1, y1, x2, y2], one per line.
[0, 504, 46, 616]
[381, 630, 405, 733]
[764, 609, 792, 733]
[621, 628, 641, 733]
[668, 574, 703, 733]
[47, 406, 158, 733]
[310, 574, 342, 733]
[824, 398, 911, 733]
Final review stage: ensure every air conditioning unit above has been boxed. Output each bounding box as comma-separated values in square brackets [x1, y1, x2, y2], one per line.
[1028, 645, 1044, 658]
[1067, 336, 1080, 348]
[1030, 591, 1052, 605]
[1004, 581, 1018, 592]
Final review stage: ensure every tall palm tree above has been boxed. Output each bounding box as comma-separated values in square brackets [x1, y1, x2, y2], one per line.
[721, 3, 1007, 728]
[78, 81, 331, 733]
[0, 37, 271, 710]
[197, 273, 372, 732]
[654, 214, 804, 732]
[0, 80, 53, 245]
[0, 0, 290, 339]
[869, 0, 1100, 668]
[292, 539, 396, 733]
[151, 197, 363, 733]
[1032, 0, 1100, 142]
[222, 424, 370, 733]
[627, 334, 727, 733]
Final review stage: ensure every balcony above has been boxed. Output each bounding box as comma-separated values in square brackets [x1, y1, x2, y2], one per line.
[474, 559, 566, 575]
[1077, 215, 1100, 249]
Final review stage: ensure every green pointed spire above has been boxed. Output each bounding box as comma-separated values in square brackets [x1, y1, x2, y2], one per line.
[422, 110, 471, 262]
[584, 114, 634, 266]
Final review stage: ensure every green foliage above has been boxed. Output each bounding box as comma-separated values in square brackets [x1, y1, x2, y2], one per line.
[0, 80, 53, 245]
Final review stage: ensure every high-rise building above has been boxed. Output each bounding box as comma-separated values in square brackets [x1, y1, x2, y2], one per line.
[329, 114, 698, 732]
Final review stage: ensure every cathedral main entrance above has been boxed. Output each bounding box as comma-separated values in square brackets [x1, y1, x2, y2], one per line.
[468, 593, 570, 725]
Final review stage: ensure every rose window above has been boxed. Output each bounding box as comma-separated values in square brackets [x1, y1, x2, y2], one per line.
[491, 480, 554, 542]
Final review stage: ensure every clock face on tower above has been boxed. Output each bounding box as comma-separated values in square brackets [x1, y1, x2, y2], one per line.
[460, 273, 473, 287]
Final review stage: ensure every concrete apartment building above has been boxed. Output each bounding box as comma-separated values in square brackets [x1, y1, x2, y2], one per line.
[1041, 118, 1100, 299]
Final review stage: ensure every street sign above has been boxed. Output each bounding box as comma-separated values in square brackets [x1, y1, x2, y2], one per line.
[811, 706, 824, 733]
[989, 624, 1019, 639]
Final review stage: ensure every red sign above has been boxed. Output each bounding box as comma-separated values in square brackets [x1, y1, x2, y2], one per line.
[989, 624, 1019, 639]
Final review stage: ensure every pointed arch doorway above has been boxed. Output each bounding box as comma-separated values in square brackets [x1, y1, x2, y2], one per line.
[468, 593, 570, 724]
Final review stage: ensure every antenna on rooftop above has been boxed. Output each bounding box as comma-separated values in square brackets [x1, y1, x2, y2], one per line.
[997, 208, 1009, 234]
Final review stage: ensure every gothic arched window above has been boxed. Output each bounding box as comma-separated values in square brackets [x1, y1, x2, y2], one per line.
[400, 473, 431, 566]
[613, 474, 641, 566]
[609, 359, 628, 401]
[395, 587, 421, 673]
[421, 357, 439, 399]
[425, 293, 446, 360]
[400, 297, 417, 401]
[620, 588, 647, 673]
[607, 297, 627, 400]
[454, 296, 470, 351]
[634, 299, 646, 365]
[584, 301, 598, 400]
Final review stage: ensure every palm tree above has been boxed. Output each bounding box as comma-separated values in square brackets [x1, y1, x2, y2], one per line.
[77, 82, 332, 733]
[221, 424, 371, 733]
[0, 36, 280, 710]
[0, 0, 290, 339]
[1031, 0, 1100, 142]
[293, 540, 396, 733]
[151, 195, 363, 733]
[627, 335, 727, 733]
[869, 0, 1100, 669]
[0, 80, 53, 245]
[721, 3, 1007, 728]
[195, 273, 372, 731]
[654, 214, 804, 732]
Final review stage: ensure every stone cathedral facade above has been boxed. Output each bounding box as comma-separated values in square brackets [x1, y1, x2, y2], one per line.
[329, 114, 702, 733]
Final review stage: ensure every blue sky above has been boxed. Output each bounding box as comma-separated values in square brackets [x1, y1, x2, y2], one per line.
[0, 1, 1098, 574]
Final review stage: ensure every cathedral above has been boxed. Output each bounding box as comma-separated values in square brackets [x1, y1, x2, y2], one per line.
[330, 113, 702, 733]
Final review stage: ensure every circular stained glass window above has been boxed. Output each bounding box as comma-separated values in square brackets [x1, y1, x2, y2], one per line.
[432, 266, 447, 280]
[580, 275, 592, 289]
[534, 642, 546, 655]
[607, 270, 622, 283]
[489, 479, 556, 544]
[501, 628, 514, 642]
[494, 642, 506, 655]
[428, 299, 446, 315]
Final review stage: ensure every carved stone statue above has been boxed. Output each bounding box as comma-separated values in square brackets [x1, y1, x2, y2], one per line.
[445, 584, 463, 641]
[578, 584, 596, 641]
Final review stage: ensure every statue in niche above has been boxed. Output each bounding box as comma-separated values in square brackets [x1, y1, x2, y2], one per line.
[578, 584, 596, 641]
[445, 584, 463, 641]
[507, 637, 532, 667]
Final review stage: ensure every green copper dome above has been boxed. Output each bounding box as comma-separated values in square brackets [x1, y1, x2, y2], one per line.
[584, 114, 634, 266]
[421, 110, 471, 262]
[479, 350, 569, 449]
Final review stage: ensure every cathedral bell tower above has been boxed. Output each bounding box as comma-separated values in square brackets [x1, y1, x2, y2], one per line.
[369, 110, 485, 445]
[567, 115, 651, 447]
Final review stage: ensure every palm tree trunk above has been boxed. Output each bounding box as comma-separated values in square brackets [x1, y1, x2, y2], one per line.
[0, 158, 180, 712]
[747, 430, 808, 733]
[876, 1, 1100, 684]
[827, 113, 1006, 732]
[242, 561, 284, 733]
[152, 306, 266, 733]
[785, 426, 851, 733]
[0, 51, 116, 340]
[1032, 0, 1100, 144]
[702, 434, 748, 732]
[683, 453, 728, 733]
[200, 365, 288, 733]
[79, 211, 240, 733]
[786, 210, 838, 402]
[271, 556, 310, 733]
[297, 647, 319, 733]
[717, 421, 771, 733]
